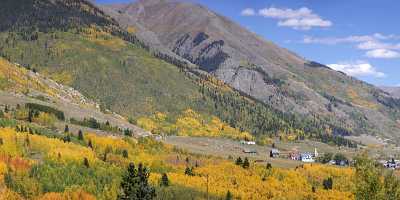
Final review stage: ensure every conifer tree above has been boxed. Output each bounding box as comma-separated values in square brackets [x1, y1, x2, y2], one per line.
[122, 149, 129, 158]
[235, 157, 243, 166]
[242, 157, 250, 169]
[225, 190, 233, 200]
[323, 177, 333, 190]
[88, 140, 93, 149]
[185, 167, 194, 176]
[83, 157, 90, 168]
[78, 130, 84, 140]
[118, 163, 156, 200]
[160, 173, 169, 187]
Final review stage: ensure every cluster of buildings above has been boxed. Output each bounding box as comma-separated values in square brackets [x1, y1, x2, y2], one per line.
[240, 140, 321, 163]
[270, 147, 319, 163]
[379, 159, 400, 169]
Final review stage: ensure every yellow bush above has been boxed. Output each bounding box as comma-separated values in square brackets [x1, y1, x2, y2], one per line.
[34, 112, 57, 127]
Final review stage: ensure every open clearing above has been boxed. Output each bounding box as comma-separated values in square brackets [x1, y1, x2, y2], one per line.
[164, 136, 359, 168]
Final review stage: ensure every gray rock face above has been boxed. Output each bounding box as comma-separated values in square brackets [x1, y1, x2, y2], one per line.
[100, 0, 400, 140]
[380, 87, 400, 99]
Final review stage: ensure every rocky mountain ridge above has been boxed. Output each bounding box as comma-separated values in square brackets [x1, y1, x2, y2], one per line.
[101, 0, 400, 139]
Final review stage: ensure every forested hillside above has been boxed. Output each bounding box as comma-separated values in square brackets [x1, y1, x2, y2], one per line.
[0, 0, 365, 146]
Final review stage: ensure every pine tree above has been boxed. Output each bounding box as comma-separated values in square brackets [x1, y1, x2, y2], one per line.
[242, 157, 250, 169]
[28, 110, 33, 122]
[118, 163, 156, 200]
[235, 157, 243, 166]
[63, 135, 71, 143]
[185, 157, 190, 165]
[160, 173, 169, 187]
[323, 177, 333, 190]
[122, 149, 129, 158]
[83, 157, 90, 168]
[225, 190, 233, 200]
[78, 130, 84, 140]
[103, 151, 108, 162]
[185, 167, 194, 176]
[266, 163, 272, 169]
[88, 140, 93, 149]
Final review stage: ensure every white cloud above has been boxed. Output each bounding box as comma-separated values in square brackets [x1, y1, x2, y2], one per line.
[303, 35, 376, 45]
[241, 8, 256, 16]
[303, 34, 400, 46]
[357, 40, 400, 50]
[365, 49, 400, 58]
[303, 33, 400, 59]
[327, 61, 385, 78]
[257, 7, 332, 30]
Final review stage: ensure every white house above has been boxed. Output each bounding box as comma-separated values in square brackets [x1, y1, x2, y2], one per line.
[240, 140, 256, 145]
[301, 153, 315, 163]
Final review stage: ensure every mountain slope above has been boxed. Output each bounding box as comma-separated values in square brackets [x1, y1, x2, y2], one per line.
[0, 56, 147, 135]
[102, 0, 400, 140]
[381, 86, 400, 99]
[0, 0, 316, 143]
[0, 0, 207, 118]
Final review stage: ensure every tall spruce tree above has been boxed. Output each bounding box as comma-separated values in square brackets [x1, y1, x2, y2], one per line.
[242, 157, 250, 169]
[225, 190, 233, 200]
[235, 157, 243, 166]
[78, 130, 84, 140]
[160, 173, 169, 187]
[118, 163, 156, 200]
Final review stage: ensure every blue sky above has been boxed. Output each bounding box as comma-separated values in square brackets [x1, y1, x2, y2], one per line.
[96, 0, 399, 86]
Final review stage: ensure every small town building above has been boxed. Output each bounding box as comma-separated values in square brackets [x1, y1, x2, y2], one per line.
[243, 148, 257, 154]
[289, 152, 301, 160]
[300, 153, 315, 163]
[270, 148, 280, 158]
[240, 140, 256, 145]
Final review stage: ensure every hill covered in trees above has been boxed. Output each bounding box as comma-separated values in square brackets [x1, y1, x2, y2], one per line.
[0, 0, 371, 146]
[0, 117, 398, 199]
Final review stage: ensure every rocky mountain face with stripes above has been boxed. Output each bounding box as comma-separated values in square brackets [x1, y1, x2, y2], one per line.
[100, 0, 400, 141]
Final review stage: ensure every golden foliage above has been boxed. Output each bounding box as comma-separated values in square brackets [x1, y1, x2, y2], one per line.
[0, 189, 24, 200]
[137, 109, 253, 140]
[152, 162, 355, 200]
[33, 112, 57, 127]
[0, 128, 97, 164]
[0, 127, 360, 200]
[347, 88, 378, 109]
[38, 188, 96, 200]
[81, 26, 126, 51]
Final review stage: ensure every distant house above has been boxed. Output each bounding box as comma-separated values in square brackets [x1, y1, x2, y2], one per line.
[270, 148, 280, 158]
[289, 152, 301, 160]
[300, 153, 315, 163]
[329, 160, 336, 165]
[240, 140, 256, 145]
[382, 158, 400, 169]
[243, 148, 257, 154]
